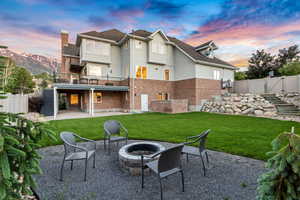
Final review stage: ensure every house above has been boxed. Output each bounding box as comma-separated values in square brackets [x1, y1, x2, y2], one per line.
[46, 29, 235, 117]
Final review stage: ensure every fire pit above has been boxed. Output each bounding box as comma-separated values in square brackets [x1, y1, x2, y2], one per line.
[119, 142, 165, 175]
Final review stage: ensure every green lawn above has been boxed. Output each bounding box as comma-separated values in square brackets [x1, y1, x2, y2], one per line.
[44, 112, 300, 161]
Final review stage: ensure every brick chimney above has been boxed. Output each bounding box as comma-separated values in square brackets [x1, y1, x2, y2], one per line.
[61, 30, 69, 48]
[60, 30, 68, 74]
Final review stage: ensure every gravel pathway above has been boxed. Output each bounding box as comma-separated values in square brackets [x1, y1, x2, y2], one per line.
[34, 140, 265, 200]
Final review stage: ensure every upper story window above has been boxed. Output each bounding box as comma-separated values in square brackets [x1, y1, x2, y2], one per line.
[135, 40, 142, 49]
[152, 42, 165, 54]
[213, 70, 221, 80]
[136, 66, 147, 79]
[164, 69, 170, 80]
[86, 40, 110, 56]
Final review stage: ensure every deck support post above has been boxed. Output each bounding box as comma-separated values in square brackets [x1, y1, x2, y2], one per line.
[91, 88, 94, 116]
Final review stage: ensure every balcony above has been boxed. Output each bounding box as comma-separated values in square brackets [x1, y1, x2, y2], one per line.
[53, 73, 130, 90]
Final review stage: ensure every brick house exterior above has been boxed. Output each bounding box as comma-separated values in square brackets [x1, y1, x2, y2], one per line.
[52, 29, 235, 117]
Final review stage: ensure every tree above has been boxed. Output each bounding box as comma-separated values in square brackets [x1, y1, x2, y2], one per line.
[279, 62, 300, 76]
[247, 50, 276, 79]
[39, 79, 48, 89]
[257, 128, 300, 200]
[234, 71, 247, 80]
[276, 45, 300, 69]
[5, 67, 35, 94]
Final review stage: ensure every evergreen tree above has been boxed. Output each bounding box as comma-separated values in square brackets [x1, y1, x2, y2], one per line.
[257, 127, 300, 200]
[5, 66, 35, 94]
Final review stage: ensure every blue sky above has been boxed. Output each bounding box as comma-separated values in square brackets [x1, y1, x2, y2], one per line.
[0, 0, 300, 66]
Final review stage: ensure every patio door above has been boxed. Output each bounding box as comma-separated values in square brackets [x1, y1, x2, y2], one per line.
[141, 94, 148, 112]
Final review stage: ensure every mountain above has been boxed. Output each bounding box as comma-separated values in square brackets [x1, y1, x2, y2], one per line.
[0, 49, 60, 74]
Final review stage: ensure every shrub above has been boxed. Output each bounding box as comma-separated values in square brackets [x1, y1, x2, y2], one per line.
[0, 112, 55, 199]
[257, 128, 300, 200]
[29, 96, 43, 113]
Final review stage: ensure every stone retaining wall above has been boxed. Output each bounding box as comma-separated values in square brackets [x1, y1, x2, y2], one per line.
[276, 92, 300, 107]
[201, 93, 277, 117]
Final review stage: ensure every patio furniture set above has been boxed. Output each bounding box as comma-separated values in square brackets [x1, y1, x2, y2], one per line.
[59, 120, 211, 200]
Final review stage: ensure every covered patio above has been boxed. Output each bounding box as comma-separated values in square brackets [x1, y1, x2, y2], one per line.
[34, 140, 265, 200]
[53, 83, 130, 119]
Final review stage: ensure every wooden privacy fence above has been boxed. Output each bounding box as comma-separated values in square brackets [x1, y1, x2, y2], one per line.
[234, 75, 300, 94]
[0, 94, 28, 113]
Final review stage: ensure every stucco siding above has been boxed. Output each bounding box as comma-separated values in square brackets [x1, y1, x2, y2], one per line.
[148, 33, 167, 64]
[195, 64, 234, 81]
[81, 38, 111, 64]
[174, 48, 195, 81]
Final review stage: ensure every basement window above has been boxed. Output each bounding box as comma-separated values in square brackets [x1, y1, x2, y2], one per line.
[94, 92, 102, 103]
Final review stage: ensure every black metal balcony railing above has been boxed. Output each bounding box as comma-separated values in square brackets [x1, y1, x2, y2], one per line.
[53, 73, 129, 86]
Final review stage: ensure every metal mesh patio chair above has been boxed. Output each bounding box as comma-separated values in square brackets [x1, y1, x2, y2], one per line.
[141, 144, 184, 200]
[59, 131, 96, 181]
[182, 129, 211, 176]
[103, 120, 128, 153]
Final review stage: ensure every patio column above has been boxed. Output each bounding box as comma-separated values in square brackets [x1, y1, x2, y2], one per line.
[53, 87, 57, 119]
[91, 88, 94, 116]
[89, 90, 92, 115]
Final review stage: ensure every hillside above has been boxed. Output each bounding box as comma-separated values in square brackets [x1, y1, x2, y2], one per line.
[0, 49, 60, 74]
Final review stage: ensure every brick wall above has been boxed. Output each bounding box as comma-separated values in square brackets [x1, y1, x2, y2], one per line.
[151, 99, 188, 113]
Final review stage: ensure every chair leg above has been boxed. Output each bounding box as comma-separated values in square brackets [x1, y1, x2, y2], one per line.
[60, 159, 65, 181]
[205, 151, 209, 168]
[200, 154, 206, 176]
[186, 153, 189, 162]
[108, 141, 111, 155]
[141, 166, 144, 189]
[93, 153, 96, 168]
[70, 160, 73, 170]
[158, 176, 163, 200]
[84, 158, 88, 181]
[104, 139, 106, 150]
[180, 170, 185, 192]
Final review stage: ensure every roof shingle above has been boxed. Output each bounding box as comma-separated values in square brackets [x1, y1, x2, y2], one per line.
[81, 29, 125, 42]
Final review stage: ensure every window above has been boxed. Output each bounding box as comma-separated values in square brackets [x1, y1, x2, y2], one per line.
[157, 93, 169, 100]
[213, 70, 221, 80]
[94, 92, 102, 103]
[136, 66, 147, 79]
[70, 94, 79, 105]
[135, 40, 142, 49]
[164, 69, 170, 80]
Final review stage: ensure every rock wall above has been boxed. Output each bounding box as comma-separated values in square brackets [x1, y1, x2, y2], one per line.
[276, 93, 300, 107]
[201, 93, 277, 116]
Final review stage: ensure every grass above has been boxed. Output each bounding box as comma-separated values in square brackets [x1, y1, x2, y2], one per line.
[43, 112, 300, 161]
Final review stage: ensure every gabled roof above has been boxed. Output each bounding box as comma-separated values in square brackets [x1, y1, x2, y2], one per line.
[195, 40, 218, 51]
[167, 37, 232, 67]
[62, 43, 79, 57]
[130, 29, 233, 68]
[80, 29, 125, 42]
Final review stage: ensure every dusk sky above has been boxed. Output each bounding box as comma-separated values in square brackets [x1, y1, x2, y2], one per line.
[0, 0, 300, 66]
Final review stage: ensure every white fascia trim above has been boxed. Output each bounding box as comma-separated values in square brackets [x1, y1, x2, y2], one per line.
[117, 34, 129, 45]
[127, 34, 149, 41]
[81, 59, 112, 64]
[149, 29, 170, 42]
[170, 41, 235, 70]
[78, 34, 118, 44]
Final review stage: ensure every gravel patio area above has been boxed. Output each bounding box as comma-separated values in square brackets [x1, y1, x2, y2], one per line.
[34, 140, 265, 200]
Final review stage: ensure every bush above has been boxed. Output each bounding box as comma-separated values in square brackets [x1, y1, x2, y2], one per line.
[257, 128, 300, 200]
[0, 113, 55, 199]
[234, 71, 247, 80]
[29, 96, 44, 113]
[279, 62, 300, 76]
